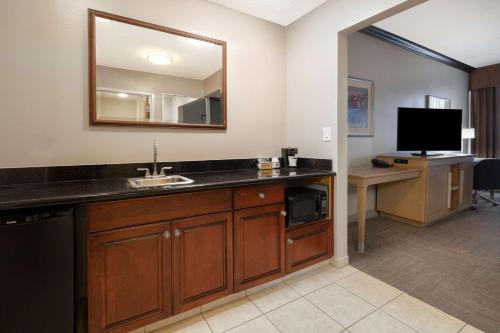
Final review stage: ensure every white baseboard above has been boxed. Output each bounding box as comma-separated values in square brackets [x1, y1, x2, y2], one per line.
[348, 210, 378, 223]
[330, 255, 349, 267]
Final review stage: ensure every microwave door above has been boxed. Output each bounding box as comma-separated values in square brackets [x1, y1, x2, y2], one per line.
[290, 196, 317, 224]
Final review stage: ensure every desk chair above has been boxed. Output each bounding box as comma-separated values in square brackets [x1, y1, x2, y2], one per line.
[472, 159, 500, 208]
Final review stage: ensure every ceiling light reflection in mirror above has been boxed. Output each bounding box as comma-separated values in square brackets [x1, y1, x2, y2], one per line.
[91, 11, 226, 128]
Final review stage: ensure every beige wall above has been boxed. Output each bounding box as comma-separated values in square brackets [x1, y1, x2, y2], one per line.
[286, 0, 417, 169]
[203, 70, 222, 96]
[285, 0, 424, 264]
[1, 0, 425, 264]
[0, 0, 286, 167]
[97, 93, 145, 121]
[347, 32, 470, 219]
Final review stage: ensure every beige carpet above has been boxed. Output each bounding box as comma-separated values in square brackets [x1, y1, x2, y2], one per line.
[348, 194, 500, 333]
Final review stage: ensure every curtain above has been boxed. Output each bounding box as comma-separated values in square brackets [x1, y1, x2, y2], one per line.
[471, 87, 499, 157]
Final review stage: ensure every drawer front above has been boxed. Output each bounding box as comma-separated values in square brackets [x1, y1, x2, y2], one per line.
[286, 221, 333, 273]
[88, 189, 232, 233]
[233, 182, 284, 209]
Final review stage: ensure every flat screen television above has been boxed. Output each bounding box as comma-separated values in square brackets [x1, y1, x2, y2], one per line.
[397, 107, 462, 156]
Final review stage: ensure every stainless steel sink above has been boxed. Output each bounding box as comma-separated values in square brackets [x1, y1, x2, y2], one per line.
[128, 175, 194, 188]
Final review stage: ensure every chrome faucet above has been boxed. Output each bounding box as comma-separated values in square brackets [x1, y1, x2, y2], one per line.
[153, 140, 159, 177]
[137, 140, 172, 178]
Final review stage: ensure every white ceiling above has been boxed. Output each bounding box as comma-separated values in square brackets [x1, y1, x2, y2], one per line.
[375, 0, 500, 68]
[207, 0, 328, 26]
[96, 19, 222, 80]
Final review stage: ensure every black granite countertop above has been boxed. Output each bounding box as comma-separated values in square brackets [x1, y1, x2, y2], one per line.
[0, 168, 334, 211]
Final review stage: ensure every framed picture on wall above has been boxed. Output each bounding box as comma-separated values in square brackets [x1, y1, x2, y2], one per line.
[348, 78, 374, 137]
[426, 95, 451, 109]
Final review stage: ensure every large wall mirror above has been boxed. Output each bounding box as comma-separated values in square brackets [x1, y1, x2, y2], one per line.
[89, 10, 227, 129]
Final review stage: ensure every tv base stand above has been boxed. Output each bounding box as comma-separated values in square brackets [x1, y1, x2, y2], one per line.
[411, 151, 443, 157]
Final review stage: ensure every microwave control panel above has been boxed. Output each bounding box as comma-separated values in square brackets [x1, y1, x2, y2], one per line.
[320, 195, 327, 215]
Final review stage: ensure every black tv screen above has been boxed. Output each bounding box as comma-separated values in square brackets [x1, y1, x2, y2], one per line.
[397, 107, 462, 153]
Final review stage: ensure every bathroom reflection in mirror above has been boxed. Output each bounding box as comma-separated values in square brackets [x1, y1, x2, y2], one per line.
[89, 9, 226, 129]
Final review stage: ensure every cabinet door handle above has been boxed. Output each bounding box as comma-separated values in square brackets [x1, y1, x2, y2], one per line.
[447, 172, 452, 209]
[258, 192, 266, 199]
[281, 211, 287, 216]
[459, 170, 464, 204]
[287, 238, 294, 245]
[174, 229, 182, 237]
[163, 230, 171, 239]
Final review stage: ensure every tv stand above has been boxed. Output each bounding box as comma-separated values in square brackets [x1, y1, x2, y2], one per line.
[376, 153, 474, 225]
[411, 151, 443, 157]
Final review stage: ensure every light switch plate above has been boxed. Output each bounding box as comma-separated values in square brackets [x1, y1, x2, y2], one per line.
[322, 127, 331, 142]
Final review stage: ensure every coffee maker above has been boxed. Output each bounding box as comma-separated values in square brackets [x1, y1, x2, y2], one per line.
[281, 147, 298, 167]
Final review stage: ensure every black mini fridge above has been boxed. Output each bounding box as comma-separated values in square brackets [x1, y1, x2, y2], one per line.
[0, 208, 74, 333]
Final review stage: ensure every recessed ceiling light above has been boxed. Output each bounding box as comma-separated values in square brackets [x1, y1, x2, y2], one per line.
[146, 51, 173, 65]
[117, 93, 128, 98]
[96, 17, 111, 23]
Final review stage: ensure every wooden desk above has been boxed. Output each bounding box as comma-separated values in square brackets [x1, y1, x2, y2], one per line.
[348, 166, 422, 253]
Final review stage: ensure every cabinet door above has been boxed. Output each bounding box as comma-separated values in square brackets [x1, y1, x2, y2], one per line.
[286, 221, 333, 274]
[459, 162, 473, 209]
[172, 212, 233, 313]
[425, 165, 451, 222]
[234, 204, 285, 291]
[88, 223, 172, 333]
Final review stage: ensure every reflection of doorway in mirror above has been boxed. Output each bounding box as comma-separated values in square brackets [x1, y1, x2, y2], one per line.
[178, 98, 209, 124]
[161, 94, 198, 123]
[161, 91, 223, 125]
[96, 88, 154, 122]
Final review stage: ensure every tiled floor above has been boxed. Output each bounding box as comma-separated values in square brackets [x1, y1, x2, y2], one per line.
[149, 263, 483, 333]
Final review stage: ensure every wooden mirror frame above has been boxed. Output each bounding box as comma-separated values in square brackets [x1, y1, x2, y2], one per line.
[88, 9, 227, 129]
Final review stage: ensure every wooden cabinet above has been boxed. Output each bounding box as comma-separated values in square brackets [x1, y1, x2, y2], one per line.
[172, 212, 233, 313]
[459, 162, 473, 210]
[87, 177, 334, 331]
[425, 165, 451, 221]
[377, 154, 474, 224]
[286, 221, 332, 274]
[87, 190, 233, 333]
[234, 203, 285, 291]
[88, 222, 172, 333]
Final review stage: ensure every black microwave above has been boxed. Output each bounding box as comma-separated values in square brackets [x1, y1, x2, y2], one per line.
[285, 187, 327, 227]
